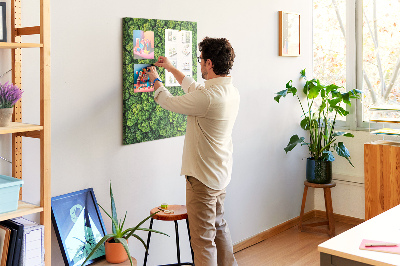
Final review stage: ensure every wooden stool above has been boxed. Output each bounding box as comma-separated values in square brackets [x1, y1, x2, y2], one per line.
[143, 205, 194, 266]
[298, 181, 336, 237]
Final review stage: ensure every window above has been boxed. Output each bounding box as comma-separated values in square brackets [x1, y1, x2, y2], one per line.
[313, 0, 400, 130]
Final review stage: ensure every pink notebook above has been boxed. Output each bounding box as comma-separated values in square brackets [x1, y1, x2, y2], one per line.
[359, 239, 400, 255]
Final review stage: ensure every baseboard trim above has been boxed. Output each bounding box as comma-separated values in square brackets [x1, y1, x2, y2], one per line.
[233, 210, 315, 253]
[314, 210, 364, 225]
[233, 210, 365, 253]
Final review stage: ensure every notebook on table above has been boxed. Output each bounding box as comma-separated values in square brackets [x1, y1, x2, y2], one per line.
[359, 239, 400, 255]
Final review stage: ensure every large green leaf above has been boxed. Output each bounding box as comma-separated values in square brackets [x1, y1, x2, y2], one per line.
[321, 151, 335, 162]
[328, 97, 342, 108]
[341, 92, 351, 105]
[115, 238, 133, 266]
[274, 81, 297, 103]
[284, 135, 305, 153]
[343, 132, 354, 137]
[325, 84, 340, 94]
[308, 85, 321, 99]
[98, 204, 120, 237]
[274, 89, 288, 103]
[331, 106, 348, 116]
[335, 142, 354, 167]
[349, 89, 362, 98]
[300, 117, 310, 130]
[110, 183, 118, 234]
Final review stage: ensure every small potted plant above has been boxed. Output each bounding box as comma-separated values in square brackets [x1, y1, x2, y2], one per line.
[0, 82, 23, 127]
[81, 183, 168, 266]
[274, 69, 362, 183]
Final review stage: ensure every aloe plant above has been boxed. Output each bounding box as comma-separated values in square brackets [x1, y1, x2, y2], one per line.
[274, 69, 362, 166]
[81, 183, 168, 266]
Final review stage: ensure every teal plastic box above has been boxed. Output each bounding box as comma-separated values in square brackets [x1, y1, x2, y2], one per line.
[0, 175, 24, 214]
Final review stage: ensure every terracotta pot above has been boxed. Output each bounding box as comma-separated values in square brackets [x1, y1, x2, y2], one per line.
[0, 108, 13, 127]
[105, 238, 128, 264]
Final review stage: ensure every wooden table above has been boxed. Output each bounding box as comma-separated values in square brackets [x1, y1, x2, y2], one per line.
[91, 257, 137, 266]
[318, 204, 400, 265]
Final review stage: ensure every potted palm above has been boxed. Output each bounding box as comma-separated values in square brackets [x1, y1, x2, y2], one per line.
[0, 82, 23, 127]
[81, 183, 168, 266]
[274, 69, 362, 183]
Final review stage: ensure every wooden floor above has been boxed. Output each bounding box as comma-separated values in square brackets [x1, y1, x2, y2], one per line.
[234, 217, 354, 266]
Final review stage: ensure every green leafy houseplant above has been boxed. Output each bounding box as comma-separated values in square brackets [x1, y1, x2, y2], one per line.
[81, 183, 168, 266]
[274, 69, 362, 166]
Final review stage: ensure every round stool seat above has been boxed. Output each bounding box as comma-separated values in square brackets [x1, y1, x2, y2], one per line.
[150, 205, 188, 221]
[304, 181, 336, 188]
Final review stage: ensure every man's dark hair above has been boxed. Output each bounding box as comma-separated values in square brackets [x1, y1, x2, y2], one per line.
[199, 37, 235, 75]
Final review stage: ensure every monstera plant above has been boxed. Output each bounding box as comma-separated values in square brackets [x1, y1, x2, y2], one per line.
[274, 69, 362, 183]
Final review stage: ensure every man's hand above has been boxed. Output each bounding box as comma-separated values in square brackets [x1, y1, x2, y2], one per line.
[143, 66, 160, 83]
[154, 56, 175, 72]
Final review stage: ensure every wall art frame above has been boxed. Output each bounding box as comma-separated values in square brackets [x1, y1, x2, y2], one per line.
[279, 11, 300, 56]
[0, 2, 6, 42]
[51, 188, 107, 266]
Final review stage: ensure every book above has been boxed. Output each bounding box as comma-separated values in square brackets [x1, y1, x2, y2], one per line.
[11, 217, 44, 266]
[0, 220, 23, 266]
[0, 223, 16, 266]
[359, 239, 400, 255]
[0, 225, 11, 266]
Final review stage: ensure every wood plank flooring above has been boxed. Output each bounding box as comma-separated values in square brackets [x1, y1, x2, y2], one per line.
[234, 217, 354, 266]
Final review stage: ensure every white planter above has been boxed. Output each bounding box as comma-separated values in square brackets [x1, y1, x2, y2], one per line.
[0, 108, 14, 127]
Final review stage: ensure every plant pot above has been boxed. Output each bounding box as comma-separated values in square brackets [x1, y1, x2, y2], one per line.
[306, 158, 332, 184]
[0, 108, 13, 127]
[105, 238, 128, 264]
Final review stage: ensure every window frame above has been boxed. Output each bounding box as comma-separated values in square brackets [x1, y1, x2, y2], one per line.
[315, 0, 400, 131]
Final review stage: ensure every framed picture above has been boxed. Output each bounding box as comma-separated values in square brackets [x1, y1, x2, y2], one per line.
[0, 2, 6, 42]
[51, 188, 107, 266]
[279, 11, 300, 56]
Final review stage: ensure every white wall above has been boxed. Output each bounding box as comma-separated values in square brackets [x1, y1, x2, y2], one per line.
[1, 0, 315, 265]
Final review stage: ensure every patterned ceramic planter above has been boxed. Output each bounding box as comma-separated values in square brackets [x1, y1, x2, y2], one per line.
[306, 158, 332, 184]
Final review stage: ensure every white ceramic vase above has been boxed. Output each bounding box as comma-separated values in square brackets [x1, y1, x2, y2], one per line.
[0, 108, 14, 127]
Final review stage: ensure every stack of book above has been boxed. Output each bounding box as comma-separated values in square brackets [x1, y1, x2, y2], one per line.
[0, 217, 44, 266]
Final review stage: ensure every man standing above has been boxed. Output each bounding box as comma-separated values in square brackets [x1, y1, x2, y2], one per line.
[144, 37, 239, 266]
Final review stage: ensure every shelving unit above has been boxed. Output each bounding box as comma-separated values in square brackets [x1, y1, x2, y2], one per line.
[365, 106, 400, 220]
[368, 106, 400, 136]
[0, 0, 51, 265]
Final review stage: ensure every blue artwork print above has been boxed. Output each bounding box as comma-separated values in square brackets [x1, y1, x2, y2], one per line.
[134, 64, 153, 93]
[51, 188, 107, 266]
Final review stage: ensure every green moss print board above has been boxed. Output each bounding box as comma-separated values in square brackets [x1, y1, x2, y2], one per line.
[123, 18, 197, 144]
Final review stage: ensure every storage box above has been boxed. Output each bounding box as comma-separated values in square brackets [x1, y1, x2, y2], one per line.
[0, 175, 24, 214]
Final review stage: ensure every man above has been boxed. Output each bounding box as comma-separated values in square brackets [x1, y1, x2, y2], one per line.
[144, 37, 239, 266]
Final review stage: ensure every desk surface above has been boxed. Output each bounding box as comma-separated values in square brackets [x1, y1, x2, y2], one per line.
[318, 205, 400, 266]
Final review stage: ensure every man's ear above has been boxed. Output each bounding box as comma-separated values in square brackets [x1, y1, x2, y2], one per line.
[206, 59, 213, 69]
